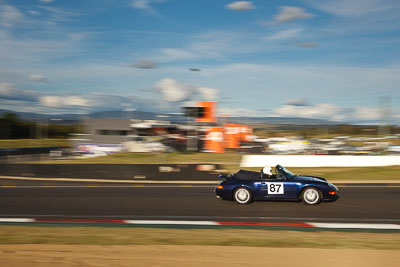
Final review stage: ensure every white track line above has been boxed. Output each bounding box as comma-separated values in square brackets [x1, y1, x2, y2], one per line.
[124, 220, 219, 225]
[309, 222, 400, 230]
[0, 176, 218, 184]
[0, 218, 35, 223]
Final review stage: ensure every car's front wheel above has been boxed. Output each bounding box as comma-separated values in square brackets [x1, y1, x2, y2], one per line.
[233, 187, 252, 204]
[301, 187, 322, 205]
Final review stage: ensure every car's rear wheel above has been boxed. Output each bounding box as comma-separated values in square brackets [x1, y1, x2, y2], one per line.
[301, 187, 322, 205]
[233, 187, 252, 204]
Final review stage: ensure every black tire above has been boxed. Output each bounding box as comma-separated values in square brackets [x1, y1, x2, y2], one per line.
[233, 187, 252, 204]
[301, 187, 322, 205]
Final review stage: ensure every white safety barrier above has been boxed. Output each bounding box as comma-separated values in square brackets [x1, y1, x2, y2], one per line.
[240, 155, 400, 167]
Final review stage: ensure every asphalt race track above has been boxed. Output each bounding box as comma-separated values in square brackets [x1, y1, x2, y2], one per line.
[1, 180, 400, 223]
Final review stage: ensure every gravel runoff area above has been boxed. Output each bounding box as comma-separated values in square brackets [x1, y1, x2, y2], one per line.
[0, 245, 399, 267]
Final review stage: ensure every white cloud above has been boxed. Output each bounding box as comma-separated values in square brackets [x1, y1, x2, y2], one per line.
[306, 0, 400, 17]
[196, 87, 219, 101]
[131, 0, 164, 15]
[38, 0, 54, 3]
[352, 106, 381, 121]
[87, 94, 168, 113]
[226, 1, 255, 11]
[143, 30, 270, 64]
[0, 4, 24, 28]
[37, 5, 78, 23]
[39, 95, 90, 108]
[65, 96, 90, 107]
[265, 28, 303, 40]
[28, 10, 41, 16]
[158, 48, 197, 62]
[0, 83, 38, 102]
[155, 78, 192, 102]
[5, 91, 168, 113]
[132, 0, 151, 10]
[273, 103, 386, 121]
[146, 31, 266, 64]
[274, 6, 313, 23]
[28, 74, 49, 83]
[185, 31, 264, 61]
[274, 103, 342, 119]
[39, 96, 64, 107]
[304, 0, 400, 36]
[0, 26, 87, 65]
[155, 78, 220, 103]
[219, 102, 394, 122]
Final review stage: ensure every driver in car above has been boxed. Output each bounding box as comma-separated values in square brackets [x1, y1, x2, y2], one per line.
[261, 166, 274, 179]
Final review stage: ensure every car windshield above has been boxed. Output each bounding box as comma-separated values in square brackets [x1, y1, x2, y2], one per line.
[276, 165, 296, 179]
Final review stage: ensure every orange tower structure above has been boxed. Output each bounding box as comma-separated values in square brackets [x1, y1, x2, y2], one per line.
[195, 101, 217, 123]
[204, 127, 225, 153]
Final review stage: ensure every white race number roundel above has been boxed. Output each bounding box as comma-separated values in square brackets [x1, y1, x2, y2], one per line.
[267, 183, 284, 194]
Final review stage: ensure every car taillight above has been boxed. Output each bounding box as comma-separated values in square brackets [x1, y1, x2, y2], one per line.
[329, 191, 336, 195]
[216, 185, 224, 189]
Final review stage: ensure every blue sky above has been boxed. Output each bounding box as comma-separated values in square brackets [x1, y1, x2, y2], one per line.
[1, 0, 400, 123]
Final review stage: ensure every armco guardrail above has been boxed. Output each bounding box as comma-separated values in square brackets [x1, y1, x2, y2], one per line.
[240, 155, 400, 167]
[0, 164, 223, 181]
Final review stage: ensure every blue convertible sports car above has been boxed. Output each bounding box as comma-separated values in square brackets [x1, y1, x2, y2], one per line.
[214, 165, 339, 205]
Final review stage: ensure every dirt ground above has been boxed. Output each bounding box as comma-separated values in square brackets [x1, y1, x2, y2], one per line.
[0, 245, 399, 267]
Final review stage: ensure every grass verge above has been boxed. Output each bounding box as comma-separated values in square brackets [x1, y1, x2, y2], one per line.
[0, 225, 400, 249]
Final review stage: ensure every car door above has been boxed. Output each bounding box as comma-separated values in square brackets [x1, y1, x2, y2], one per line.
[251, 178, 268, 199]
[260, 178, 298, 199]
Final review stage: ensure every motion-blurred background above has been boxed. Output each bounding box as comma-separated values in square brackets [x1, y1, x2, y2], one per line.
[1, 0, 400, 165]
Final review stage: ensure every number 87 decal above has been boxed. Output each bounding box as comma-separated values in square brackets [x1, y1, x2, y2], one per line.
[267, 183, 284, 194]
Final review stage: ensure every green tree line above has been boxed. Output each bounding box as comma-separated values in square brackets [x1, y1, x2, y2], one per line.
[0, 113, 78, 139]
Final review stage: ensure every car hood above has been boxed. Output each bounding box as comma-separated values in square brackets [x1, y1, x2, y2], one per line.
[293, 175, 327, 183]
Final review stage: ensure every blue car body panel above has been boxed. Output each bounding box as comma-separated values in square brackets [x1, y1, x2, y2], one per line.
[214, 165, 339, 203]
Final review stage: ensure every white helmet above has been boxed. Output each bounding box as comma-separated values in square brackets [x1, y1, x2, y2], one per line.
[263, 166, 272, 176]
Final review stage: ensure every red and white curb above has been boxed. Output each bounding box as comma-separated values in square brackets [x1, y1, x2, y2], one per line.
[0, 218, 400, 230]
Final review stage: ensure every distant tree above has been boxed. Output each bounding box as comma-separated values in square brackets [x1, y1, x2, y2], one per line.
[0, 113, 19, 139]
[2, 113, 18, 122]
[0, 113, 76, 139]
